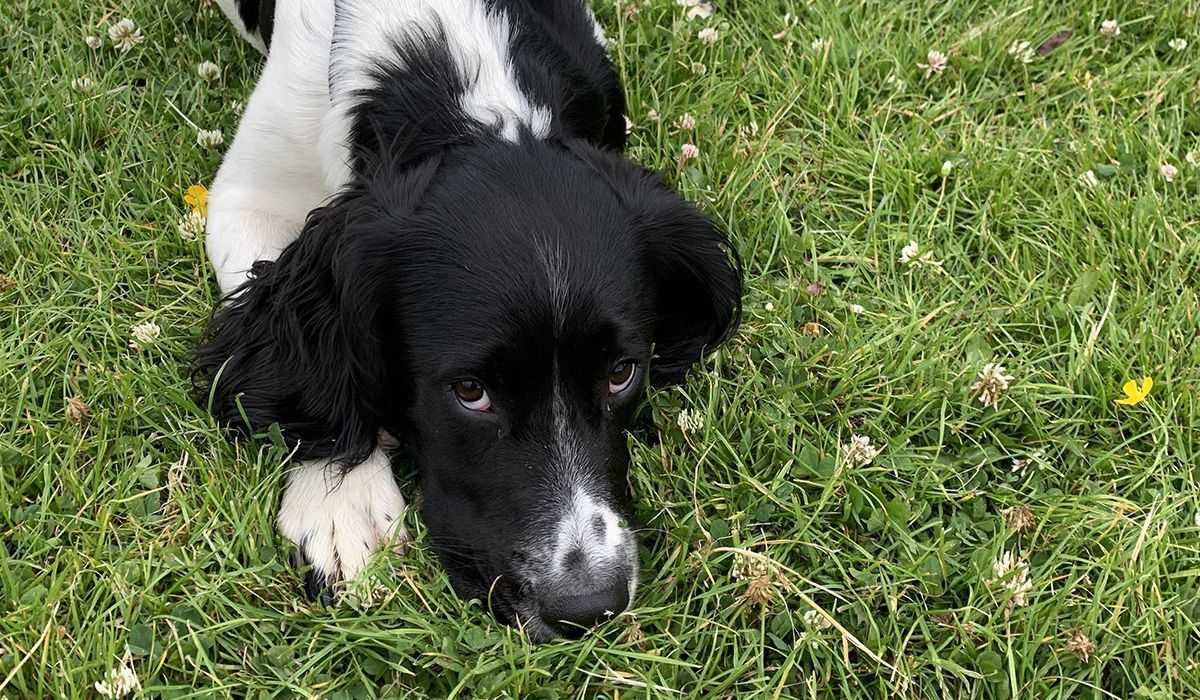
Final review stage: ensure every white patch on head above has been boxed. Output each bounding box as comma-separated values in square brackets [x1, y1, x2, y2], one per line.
[277, 447, 408, 583]
[330, 0, 552, 143]
[552, 492, 622, 572]
[543, 363, 639, 609]
[551, 491, 639, 606]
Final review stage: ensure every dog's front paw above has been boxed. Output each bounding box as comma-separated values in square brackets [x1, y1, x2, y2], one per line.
[276, 449, 408, 605]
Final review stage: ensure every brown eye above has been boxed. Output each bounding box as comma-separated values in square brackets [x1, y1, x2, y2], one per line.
[452, 380, 491, 411]
[608, 360, 637, 395]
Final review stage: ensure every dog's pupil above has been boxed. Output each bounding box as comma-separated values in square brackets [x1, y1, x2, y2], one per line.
[611, 362, 632, 384]
[455, 381, 483, 402]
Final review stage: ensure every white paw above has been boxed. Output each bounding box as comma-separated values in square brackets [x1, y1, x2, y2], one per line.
[276, 447, 408, 602]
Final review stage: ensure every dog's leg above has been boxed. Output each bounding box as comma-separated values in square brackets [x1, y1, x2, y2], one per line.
[277, 447, 409, 602]
[205, 1, 343, 295]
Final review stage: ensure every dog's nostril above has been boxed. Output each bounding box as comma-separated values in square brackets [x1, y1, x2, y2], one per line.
[592, 514, 606, 539]
[542, 576, 630, 633]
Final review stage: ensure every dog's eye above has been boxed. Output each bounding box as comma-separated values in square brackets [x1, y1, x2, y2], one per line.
[452, 380, 492, 411]
[608, 360, 637, 394]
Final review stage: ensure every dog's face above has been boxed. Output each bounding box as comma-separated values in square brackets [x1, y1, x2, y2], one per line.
[196, 139, 741, 639]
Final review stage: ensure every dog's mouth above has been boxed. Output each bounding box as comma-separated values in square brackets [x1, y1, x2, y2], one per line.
[434, 505, 640, 640]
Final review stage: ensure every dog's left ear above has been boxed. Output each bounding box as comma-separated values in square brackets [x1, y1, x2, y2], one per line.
[562, 139, 743, 384]
[633, 184, 743, 385]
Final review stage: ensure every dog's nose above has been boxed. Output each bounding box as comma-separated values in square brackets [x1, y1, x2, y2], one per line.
[542, 575, 630, 634]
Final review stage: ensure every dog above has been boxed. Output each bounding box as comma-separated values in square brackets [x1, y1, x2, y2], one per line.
[197, 0, 742, 640]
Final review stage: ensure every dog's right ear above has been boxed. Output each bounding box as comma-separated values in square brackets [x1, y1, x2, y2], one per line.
[192, 159, 439, 465]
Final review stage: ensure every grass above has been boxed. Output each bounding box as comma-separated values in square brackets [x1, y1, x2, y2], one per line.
[2, 0, 1199, 697]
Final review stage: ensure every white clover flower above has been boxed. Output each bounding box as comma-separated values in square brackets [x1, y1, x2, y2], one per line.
[764, 302, 774, 312]
[803, 609, 832, 630]
[94, 650, 141, 698]
[1168, 38, 1188, 51]
[107, 18, 143, 53]
[736, 120, 759, 140]
[1008, 40, 1034, 64]
[71, 76, 96, 91]
[680, 143, 700, 161]
[849, 303, 865, 314]
[810, 37, 832, 52]
[1186, 149, 1200, 167]
[646, 108, 660, 122]
[1079, 169, 1099, 188]
[675, 113, 696, 131]
[1099, 20, 1120, 40]
[772, 13, 800, 41]
[130, 321, 162, 348]
[230, 99, 245, 116]
[690, 62, 707, 75]
[798, 608, 833, 647]
[196, 129, 224, 148]
[918, 50, 947, 79]
[677, 408, 705, 433]
[1195, 511, 1200, 529]
[884, 73, 906, 92]
[677, 0, 714, 20]
[196, 61, 221, 82]
[940, 160, 954, 177]
[990, 550, 1033, 614]
[623, 114, 633, 135]
[899, 240, 942, 270]
[698, 27, 719, 45]
[732, 551, 771, 581]
[1010, 451, 1042, 477]
[178, 211, 205, 241]
[85, 35, 103, 49]
[1160, 163, 1178, 182]
[840, 434, 879, 468]
[970, 362, 1014, 408]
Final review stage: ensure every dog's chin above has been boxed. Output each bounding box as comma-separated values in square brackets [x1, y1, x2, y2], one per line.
[511, 601, 569, 642]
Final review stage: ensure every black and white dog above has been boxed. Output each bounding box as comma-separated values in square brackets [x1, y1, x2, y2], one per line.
[197, 0, 741, 640]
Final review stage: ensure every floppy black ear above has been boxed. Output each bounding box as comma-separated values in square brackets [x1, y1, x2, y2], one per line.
[636, 187, 743, 386]
[192, 161, 436, 465]
[561, 139, 743, 385]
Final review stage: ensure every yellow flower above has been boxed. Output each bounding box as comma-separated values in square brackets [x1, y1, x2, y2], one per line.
[184, 184, 208, 218]
[1115, 377, 1152, 405]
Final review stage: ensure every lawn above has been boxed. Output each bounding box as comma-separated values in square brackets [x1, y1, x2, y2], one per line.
[2, 0, 1199, 697]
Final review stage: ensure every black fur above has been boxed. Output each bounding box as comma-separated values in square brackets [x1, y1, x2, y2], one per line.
[196, 0, 741, 636]
[233, 0, 276, 49]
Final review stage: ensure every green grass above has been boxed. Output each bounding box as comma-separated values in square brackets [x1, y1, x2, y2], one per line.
[2, 0, 1199, 696]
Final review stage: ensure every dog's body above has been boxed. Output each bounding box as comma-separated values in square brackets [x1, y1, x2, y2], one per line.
[200, 0, 741, 639]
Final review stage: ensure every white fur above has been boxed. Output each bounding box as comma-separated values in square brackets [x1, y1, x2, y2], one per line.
[330, 0, 552, 142]
[207, 0, 559, 294]
[552, 491, 639, 606]
[581, 3, 607, 47]
[277, 447, 408, 582]
[550, 361, 637, 606]
[206, 0, 340, 294]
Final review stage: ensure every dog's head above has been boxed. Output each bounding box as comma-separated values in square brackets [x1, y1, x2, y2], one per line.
[195, 139, 741, 639]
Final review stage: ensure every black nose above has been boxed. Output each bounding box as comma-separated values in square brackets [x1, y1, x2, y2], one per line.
[541, 576, 630, 635]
